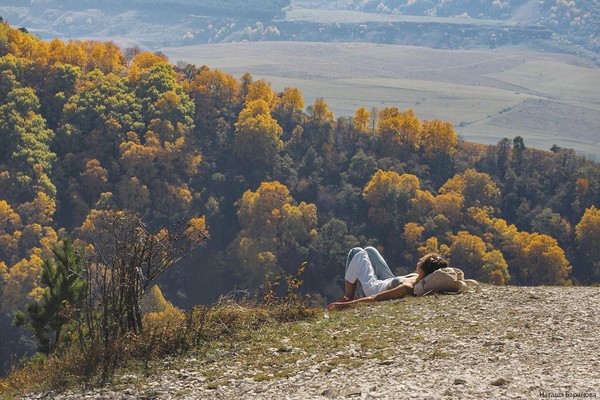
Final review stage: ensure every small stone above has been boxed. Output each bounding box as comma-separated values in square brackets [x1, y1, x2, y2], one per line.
[322, 388, 338, 398]
[453, 378, 467, 385]
[491, 377, 510, 386]
[342, 388, 362, 397]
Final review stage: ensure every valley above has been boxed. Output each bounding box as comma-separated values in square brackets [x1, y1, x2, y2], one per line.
[162, 41, 600, 158]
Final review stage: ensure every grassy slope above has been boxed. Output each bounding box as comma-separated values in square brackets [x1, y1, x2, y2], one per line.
[92, 285, 600, 398]
[5, 285, 598, 398]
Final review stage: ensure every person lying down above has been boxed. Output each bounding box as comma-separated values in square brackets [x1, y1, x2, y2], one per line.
[327, 247, 478, 311]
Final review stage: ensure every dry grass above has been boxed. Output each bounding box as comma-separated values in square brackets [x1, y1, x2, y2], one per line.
[0, 297, 320, 399]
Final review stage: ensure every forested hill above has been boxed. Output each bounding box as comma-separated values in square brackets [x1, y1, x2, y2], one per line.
[0, 21, 600, 373]
[0, 0, 598, 55]
[297, 0, 599, 53]
[0, 0, 290, 19]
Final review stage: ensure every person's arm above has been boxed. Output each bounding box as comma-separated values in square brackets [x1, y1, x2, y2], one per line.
[327, 282, 414, 311]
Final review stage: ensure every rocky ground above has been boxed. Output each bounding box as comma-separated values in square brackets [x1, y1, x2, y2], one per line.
[20, 286, 600, 399]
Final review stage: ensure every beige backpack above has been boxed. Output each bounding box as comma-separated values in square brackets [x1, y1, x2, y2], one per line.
[413, 267, 480, 296]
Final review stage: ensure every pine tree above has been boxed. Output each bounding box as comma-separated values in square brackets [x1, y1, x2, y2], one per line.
[13, 239, 86, 354]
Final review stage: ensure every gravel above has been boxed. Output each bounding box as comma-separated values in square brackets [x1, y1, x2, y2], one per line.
[20, 286, 600, 399]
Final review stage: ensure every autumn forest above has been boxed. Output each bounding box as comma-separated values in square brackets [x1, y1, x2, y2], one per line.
[1, 20, 600, 372]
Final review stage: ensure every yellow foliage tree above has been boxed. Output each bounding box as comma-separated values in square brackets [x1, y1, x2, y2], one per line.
[279, 87, 304, 116]
[483, 249, 510, 285]
[523, 233, 571, 285]
[63, 40, 87, 68]
[141, 285, 185, 336]
[421, 119, 458, 155]
[237, 181, 293, 237]
[403, 222, 425, 251]
[116, 176, 151, 213]
[79, 159, 109, 202]
[119, 139, 160, 183]
[363, 170, 421, 229]
[131, 51, 169, 70]
[233, 99, 283, 166]
[140, 285, 172, 314]
[0, 255, 44, 314]
[448, 231, 488, 280]
[353, 106, 370, 133]
[433, 192, 464, 226]
[187, 66, 241, 127]
[377, 107, 421, 153]
[234, 181, 317, 286]
[17, 191, 56, 226]
[84, 41, 126, 74]
[185, 216, 209, 247]
[0, 200, 23, 265]
[409, 189, 436, 221]
[489, 217, 571, 285]
[245, 79, 277, 107]
[310, 98, 334, 124]
[418, 236, 441, 257]
[440, 169, 500, 210]
[280, 202, 318, 248]
[274, 87, 304, 130]
[0, 261, 6, 298]
[575, 206, 600, 268]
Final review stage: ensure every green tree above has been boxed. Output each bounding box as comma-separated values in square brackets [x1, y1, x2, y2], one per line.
[13, 239, 86, 354]
[0, 87, 56, 191]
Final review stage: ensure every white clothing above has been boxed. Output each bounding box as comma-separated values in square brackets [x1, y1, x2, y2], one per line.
[344, 249, 398, 296]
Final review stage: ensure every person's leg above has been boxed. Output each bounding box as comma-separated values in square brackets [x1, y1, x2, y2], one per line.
[345, 247, 366, 299]
[344, 281, 356, 299]
[364, 246, 395, 280]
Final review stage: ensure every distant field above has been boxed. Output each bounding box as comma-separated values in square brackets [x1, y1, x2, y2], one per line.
[283, 8, 517, 26]
[161, 42, 600, 158]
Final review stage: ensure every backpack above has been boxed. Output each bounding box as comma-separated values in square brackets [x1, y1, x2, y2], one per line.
[413, 267, 480, 296]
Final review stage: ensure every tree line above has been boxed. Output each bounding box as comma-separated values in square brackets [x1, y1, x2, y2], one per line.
[1, 20, 600, 372]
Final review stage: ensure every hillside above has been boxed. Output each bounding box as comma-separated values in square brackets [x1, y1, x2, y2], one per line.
[0, 0, 598, 56]
[1, 18, 600, 386]
[12, 285, 600, 399]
